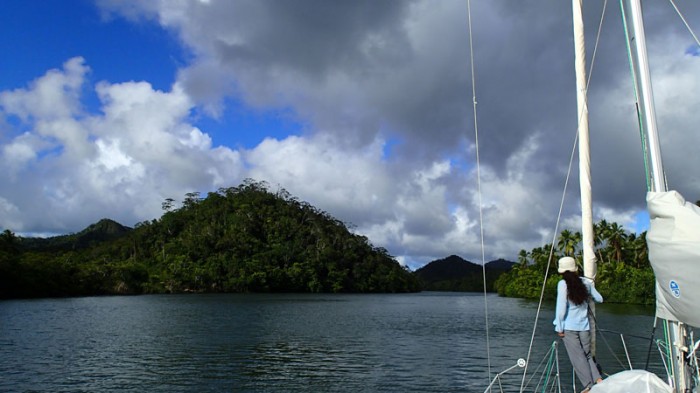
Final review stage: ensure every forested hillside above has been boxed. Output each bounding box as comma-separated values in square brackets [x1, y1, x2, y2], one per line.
[414, 255, 514, 292]
[0, 180, 420, 299]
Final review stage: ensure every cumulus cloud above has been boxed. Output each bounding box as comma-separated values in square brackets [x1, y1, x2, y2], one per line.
[0, 57, 244, 233]
[2, 1, 700, 268]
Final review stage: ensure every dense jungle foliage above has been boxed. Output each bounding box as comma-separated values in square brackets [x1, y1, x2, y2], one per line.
[494, 222, 656, 304]
[0, 180, 420, 299]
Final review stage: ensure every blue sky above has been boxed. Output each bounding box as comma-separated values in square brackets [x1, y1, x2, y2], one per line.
[0, 1, 177, 91]
[1, 0, 699, 269]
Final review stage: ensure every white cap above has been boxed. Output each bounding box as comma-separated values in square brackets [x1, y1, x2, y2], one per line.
[557, 256, 578, 274]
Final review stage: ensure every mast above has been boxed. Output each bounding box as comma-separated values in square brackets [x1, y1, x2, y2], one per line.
[572, 0, 596, 281]
[623, 0, 666, 192]
[572, 0, 597, 358]
[622, 1, 688, 391]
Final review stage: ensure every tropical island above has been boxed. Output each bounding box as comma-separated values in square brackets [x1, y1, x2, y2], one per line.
[0, 180, 421, 299]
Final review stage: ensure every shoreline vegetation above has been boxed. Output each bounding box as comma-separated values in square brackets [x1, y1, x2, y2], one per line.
[494, 222, 656, 305]
[0, 179, 676, 304]
[412, 227, 656, 305]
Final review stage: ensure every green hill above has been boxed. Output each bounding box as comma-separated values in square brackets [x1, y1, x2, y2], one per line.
[414, 255, 514, 292]
[0, 180, 420, 299]
[20, 219, 132, 251]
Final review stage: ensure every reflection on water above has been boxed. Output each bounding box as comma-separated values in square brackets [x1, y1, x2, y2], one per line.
[0, 293, 662, 392]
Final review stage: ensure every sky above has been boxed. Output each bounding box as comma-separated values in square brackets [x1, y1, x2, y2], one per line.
[1, 0, 699, 270]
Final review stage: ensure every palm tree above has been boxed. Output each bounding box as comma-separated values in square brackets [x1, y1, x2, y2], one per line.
[605, 222, 628, 262]
[557, 229, 578, 257]
[594, 220, 609, 264]
[572, 231, 583, 260]
[530, 246, 546, 269]
[517, 249, 529, 267]
[630, 232, 649, 269]
[542, 243, 557, 271]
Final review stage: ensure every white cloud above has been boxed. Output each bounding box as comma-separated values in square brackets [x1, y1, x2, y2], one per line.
[0, 57, 87, 122]
[0, 57, 244, 233]
[245, 134, 394, 221]
[0, 197, 22, 231]
[2, 133, 40, 177]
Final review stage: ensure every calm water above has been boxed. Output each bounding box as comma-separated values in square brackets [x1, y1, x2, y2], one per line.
[0, 293, 661, 392]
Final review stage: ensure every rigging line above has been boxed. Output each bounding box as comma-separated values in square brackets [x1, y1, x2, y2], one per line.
[522, 342, 558, 392]
[466, 0, 492, 383]
[586, 0, 609, 91]
[519, 127, 577, 393]
[588, 308, 632, 369]
[644, 317, 659, 370]
[668, 0, 700, 48]
[596, 328, 657, 342]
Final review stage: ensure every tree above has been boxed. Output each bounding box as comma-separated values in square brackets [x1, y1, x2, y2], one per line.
[529, 246, 547, 270]
[161, 198, 175, 212]
[517, 249, 529, 267]
[557, 229, 578, 257]
[594, 220, 609, 263]
[605, 222, 628, 262]
[183, 192, 201, 209]
[629, 232, 649, 269]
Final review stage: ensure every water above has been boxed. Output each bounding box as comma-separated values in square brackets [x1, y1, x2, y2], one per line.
[0, 293, 661, 392]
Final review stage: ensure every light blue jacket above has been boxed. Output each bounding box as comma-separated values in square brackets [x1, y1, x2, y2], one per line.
[553, 277, 603, 333]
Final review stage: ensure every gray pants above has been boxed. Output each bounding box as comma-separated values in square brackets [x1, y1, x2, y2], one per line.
[562, 330, 601, 390]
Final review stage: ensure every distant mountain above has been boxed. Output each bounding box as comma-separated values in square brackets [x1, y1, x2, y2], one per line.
[72, 218, 132, 247]
[19, 218, 132, 251]
[413, 255, 481, 282]
[414, 255, 515, 292]
[485, 258, 516, 271]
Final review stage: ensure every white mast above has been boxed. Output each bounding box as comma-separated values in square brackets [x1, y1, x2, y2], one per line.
[572, 0, 598, 361]
[572, 0, 597, 281]
[623, 0, 666, 192]
[622, 1, 688, 391]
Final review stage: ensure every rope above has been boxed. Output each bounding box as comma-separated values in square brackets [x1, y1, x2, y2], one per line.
[668, 0, 700, 48]
[466, 0, 492, 383]
[588, 0, 609, 86]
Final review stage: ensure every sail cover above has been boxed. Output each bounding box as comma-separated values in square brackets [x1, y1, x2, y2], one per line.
[590, 370, 672, 393]
[647, 191, 700, 327]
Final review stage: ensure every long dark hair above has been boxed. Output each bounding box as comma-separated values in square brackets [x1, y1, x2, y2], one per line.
[562, 271, 588, 305]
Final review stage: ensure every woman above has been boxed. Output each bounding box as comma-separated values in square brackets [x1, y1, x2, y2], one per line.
[553, 256, 604, 393]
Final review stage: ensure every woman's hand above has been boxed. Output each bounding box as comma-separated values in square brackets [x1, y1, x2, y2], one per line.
[557, 332, 565, 337]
